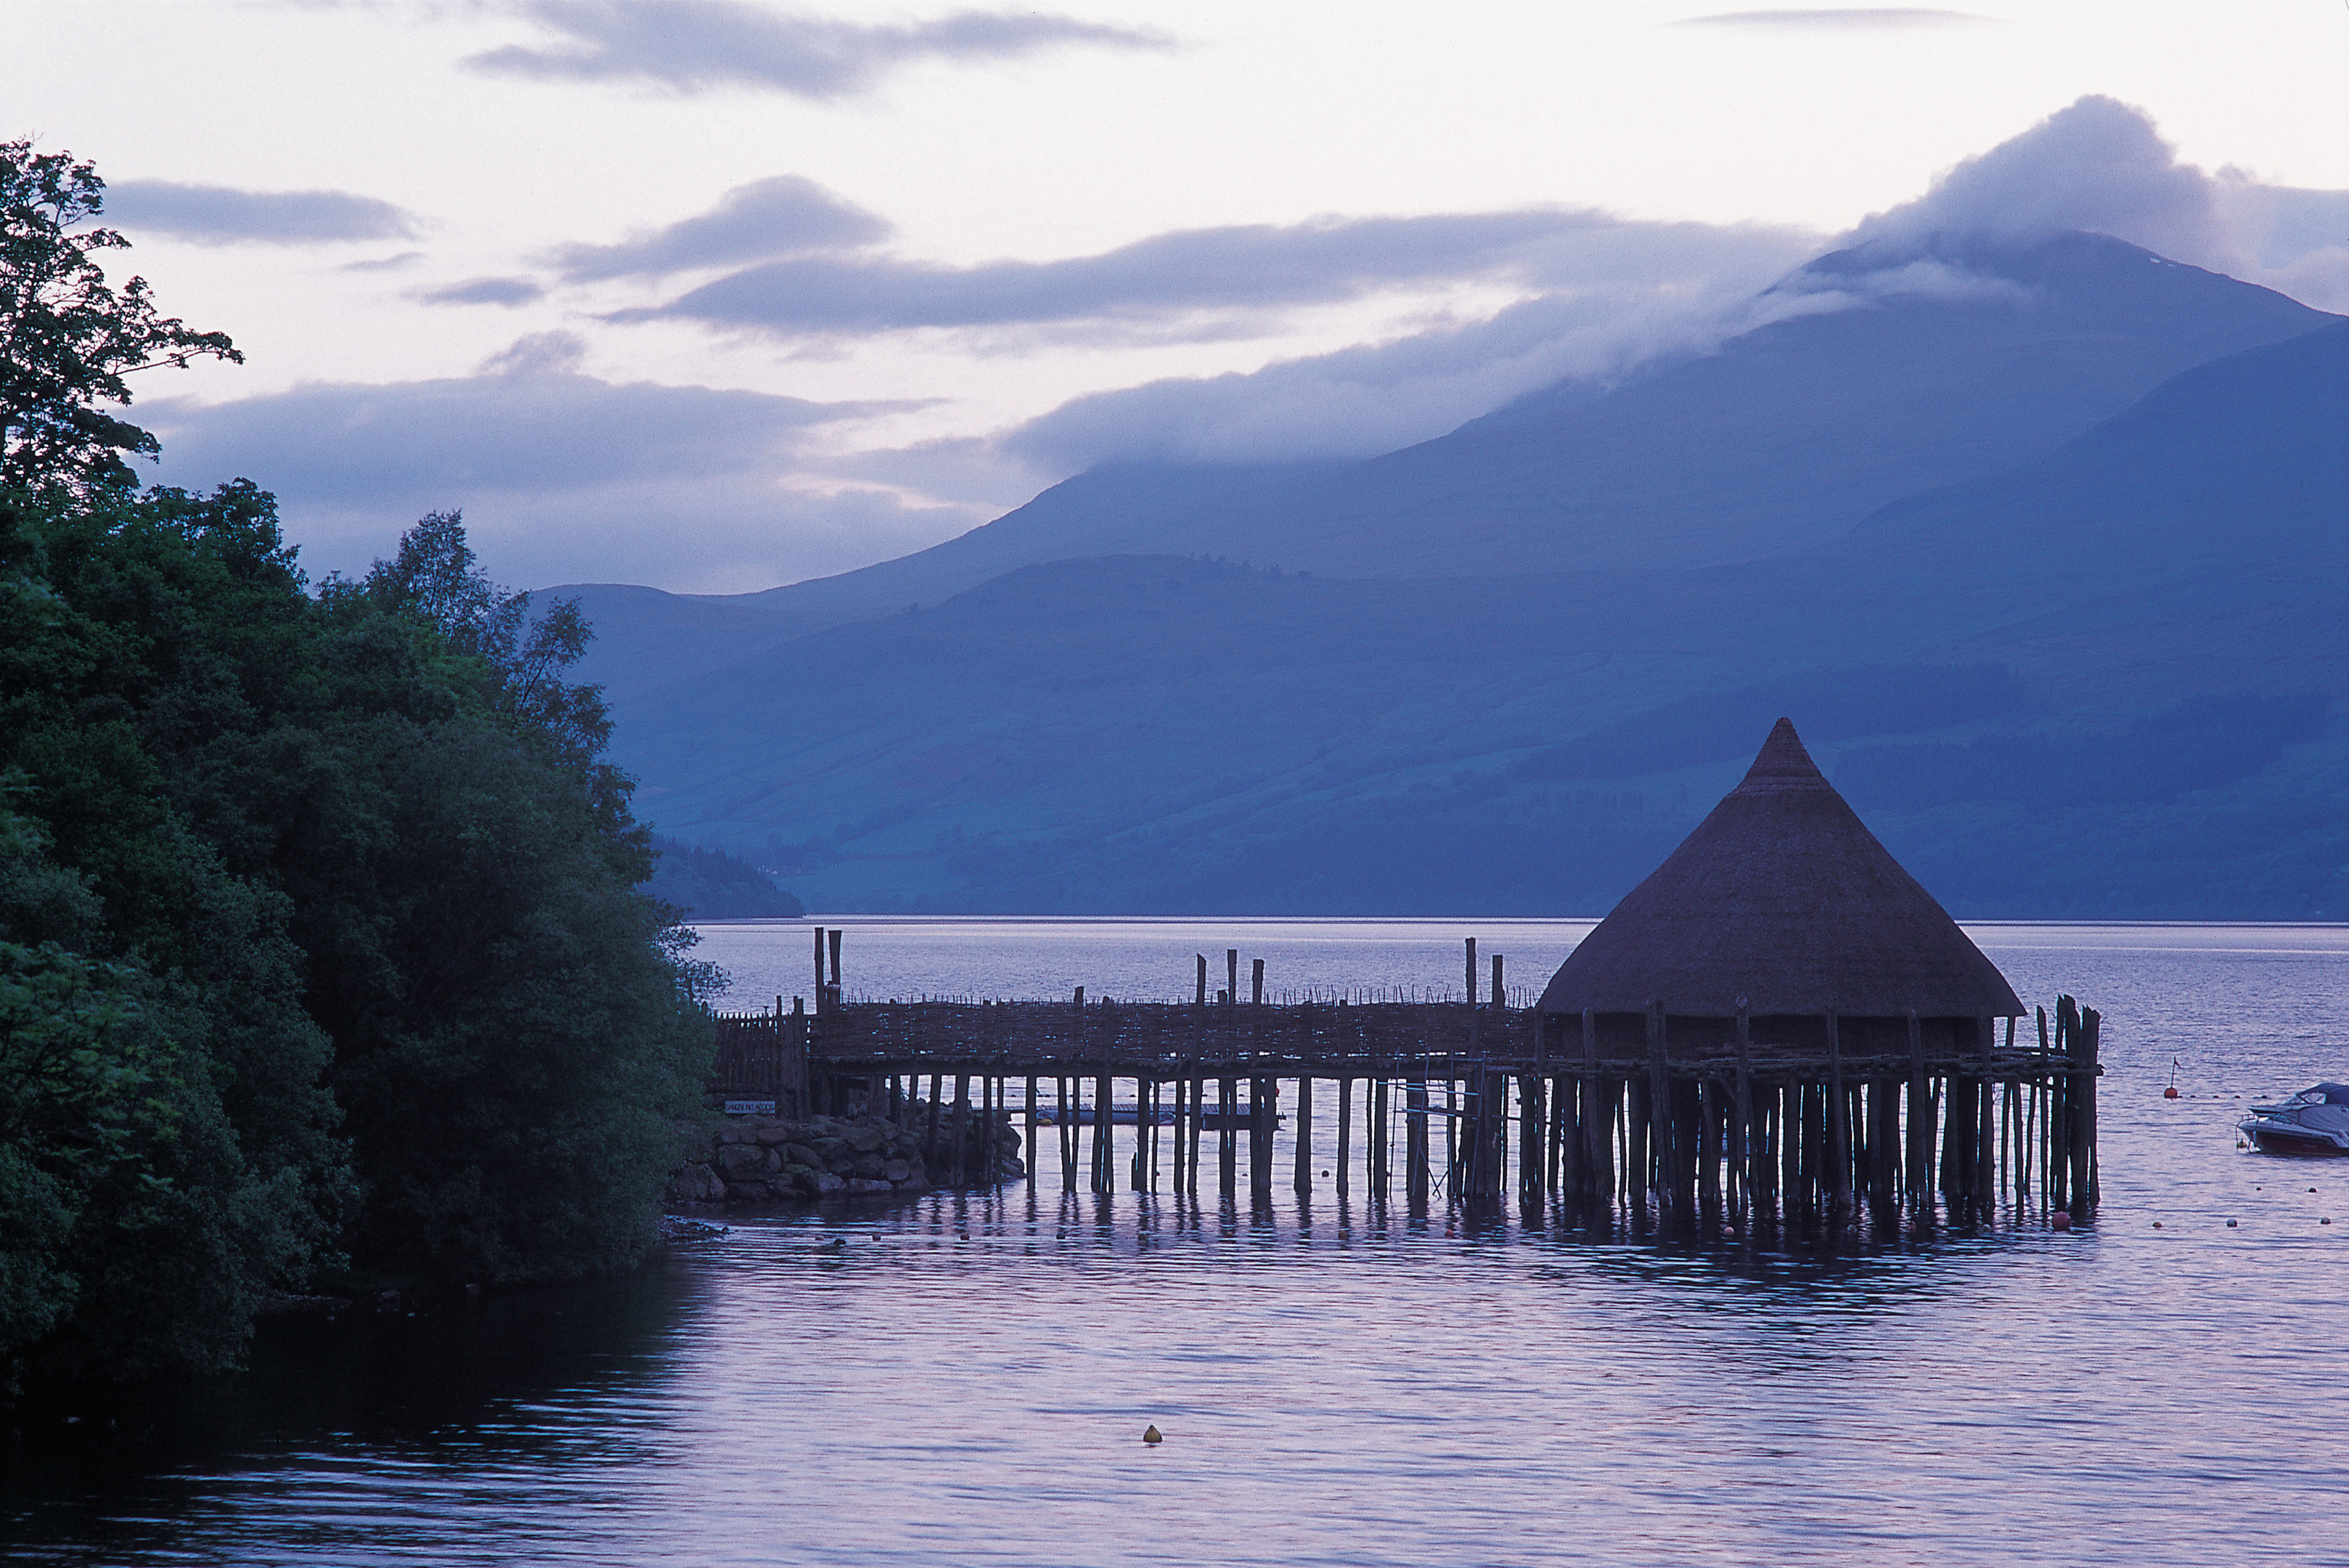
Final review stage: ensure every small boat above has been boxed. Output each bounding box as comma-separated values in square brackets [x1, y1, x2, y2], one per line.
[2238, 1083, 2349, 1156]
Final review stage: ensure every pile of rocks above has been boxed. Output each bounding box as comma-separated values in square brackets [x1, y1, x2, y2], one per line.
[668, 1103, 1026, 1205]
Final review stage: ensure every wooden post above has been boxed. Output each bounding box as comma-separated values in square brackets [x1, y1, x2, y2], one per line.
[1826, 1013, 1850, 1206]
[1190, 1069, 1206, 1196]
[1096, 1066, 1114, 1193]
[1578, 1010, 1600, 1199]
[1025, 1076, 1039, 1180]
[1371, 1075, 1389, 1192]
[1519, 1064, 1545, 1212]
[812, 926, 826, 1011]
[1733, 1000, 1754, 1220]
[1336, 1075, 1354, 1194]
[1226, 950, 1238, 1008]
[951, 1072, 971, 1185]
[1405, 1069, 1429, 1204]
[1251, 958, 1265, 1006]
[1196, 954, 1207, 1007]
[1466, 937, 1479, 1052]
[1294, 1074, 1314, 1192]
[1249, 1076, 1273, 1194]
[828, 927, 843, 1008]
[1644, 1001, 1670, 1212]
[1906, 1010, 1927, 1208]
[1219, 1077, 1238, 1198]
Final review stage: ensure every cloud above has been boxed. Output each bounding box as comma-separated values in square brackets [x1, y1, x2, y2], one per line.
[409, 275, 547, 306]
[1841, 95, 2349, 309]
[999, 230, 1822, 470]
[467, 0, 1169, 99]
[626, 208, 1784, 346]
[340, 250, 427, 273]
[103, 179, 420, 245]
[142, 338, 963, 592]
[548, 174, 891, 282]
[1676, 8, 1987, 27]
[1845, 97, 2221, 262]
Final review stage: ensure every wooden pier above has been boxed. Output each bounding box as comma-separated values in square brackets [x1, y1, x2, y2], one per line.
[711, 931, 2102, 1229]
[711, 721, 2105, 1231]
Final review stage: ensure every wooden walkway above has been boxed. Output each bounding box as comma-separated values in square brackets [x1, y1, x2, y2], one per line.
[711, 934, 2104, 1228]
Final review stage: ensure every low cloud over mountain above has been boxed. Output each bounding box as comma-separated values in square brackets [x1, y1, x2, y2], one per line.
[148, 97, 2347, 594]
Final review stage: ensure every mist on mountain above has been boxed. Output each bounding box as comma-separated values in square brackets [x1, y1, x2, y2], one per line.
[578, 237, 2345, 919]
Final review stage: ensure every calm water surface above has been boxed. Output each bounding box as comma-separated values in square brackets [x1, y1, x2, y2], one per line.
[7, 920, 2346, 1567]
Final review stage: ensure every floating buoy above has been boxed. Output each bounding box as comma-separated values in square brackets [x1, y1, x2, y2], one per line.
[1143, 1424, 1164, 1444]
[2163, 1086, 2179, 1099]
[2227, 1219, 2238, 1227]
[2152, 1221, 2162, 1228]
[2165, 1056, 2181, 1098]
[2051, 1211, 2072, 1230]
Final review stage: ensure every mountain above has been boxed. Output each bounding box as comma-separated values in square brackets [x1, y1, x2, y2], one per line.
[560, 232, 2331, 703]
[596, 320, 2348, 918]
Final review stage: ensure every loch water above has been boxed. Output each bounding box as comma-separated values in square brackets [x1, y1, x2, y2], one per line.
[6, 920, 2346, 1567]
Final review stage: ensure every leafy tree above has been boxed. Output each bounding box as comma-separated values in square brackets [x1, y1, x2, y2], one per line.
[0, 139, 714, 1387]
[0, 139, 240, 495]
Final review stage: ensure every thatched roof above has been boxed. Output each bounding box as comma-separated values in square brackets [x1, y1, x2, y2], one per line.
[1538, 719, 2022, 1018]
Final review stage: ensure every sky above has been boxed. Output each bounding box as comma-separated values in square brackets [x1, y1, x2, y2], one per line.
[6, 0, 2346, 594]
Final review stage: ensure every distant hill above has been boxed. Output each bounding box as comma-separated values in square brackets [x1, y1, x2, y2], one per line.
[558, 232, 2332, 705]
[595, 319, 2348, 919]
[640, 836, 804, 920]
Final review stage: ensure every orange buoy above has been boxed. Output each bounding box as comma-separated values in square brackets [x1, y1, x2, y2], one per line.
[2163, 1086, 2179, 1099]
[2051, 1211, 2072, 1231]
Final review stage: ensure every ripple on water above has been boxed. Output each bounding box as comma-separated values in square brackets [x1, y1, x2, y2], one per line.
[4, 921, 2344, 1566]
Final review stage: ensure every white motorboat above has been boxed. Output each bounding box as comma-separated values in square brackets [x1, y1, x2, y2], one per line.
[2238, 1083, 2349, 1156]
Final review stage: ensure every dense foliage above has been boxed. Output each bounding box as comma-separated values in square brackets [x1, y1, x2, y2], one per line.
[642, 836, 804, 920]
[0, 142, 714, 1392]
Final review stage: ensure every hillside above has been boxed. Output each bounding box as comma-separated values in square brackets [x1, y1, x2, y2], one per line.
[595, 322, 2349, 918]
[559, 232, 2332, 703]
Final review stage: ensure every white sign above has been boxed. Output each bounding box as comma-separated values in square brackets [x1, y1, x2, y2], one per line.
[724, 1100, 777, 1115]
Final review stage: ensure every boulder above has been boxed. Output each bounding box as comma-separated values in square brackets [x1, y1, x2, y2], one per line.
[810, 1136, 847, 1163]
[882, 1159, 911, 1183]
[814, 1172, 846, 1195]
[780, 1162, 820, 1194]
[784, 1143, 822, 1169]
[851, 1152, 886, 1178]
[846, 1177, 894, 1195]
[716, 1143, 769, 1181]
[671, 1163, 726, 1203]
[843, 1124, 886, 1154]
[753, 1126, 793, 1146]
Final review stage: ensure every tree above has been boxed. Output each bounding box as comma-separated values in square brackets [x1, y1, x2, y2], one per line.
[1, 139, 240, 496]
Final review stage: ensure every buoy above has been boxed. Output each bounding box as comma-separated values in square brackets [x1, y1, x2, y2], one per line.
[2051, 1211, 2072, 1230]
[2226, 1220, 2238, 1228]
[1143, 1424, 1164, 1444]
[2163, 1086, 2179, 1099]
[2152, 1221, 2162, 1228]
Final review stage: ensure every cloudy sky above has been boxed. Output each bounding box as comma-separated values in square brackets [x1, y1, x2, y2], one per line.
[7, 1, 2345, 592]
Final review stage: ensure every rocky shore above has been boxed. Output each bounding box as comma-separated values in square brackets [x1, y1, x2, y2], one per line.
[667, 1101, 1026, 1205]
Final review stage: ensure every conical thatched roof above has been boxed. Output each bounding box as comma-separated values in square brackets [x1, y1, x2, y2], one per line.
[1538, 719, 2022, 1018]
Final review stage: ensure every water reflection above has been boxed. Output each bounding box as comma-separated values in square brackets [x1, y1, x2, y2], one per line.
[6, 923, 2345, 1567]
